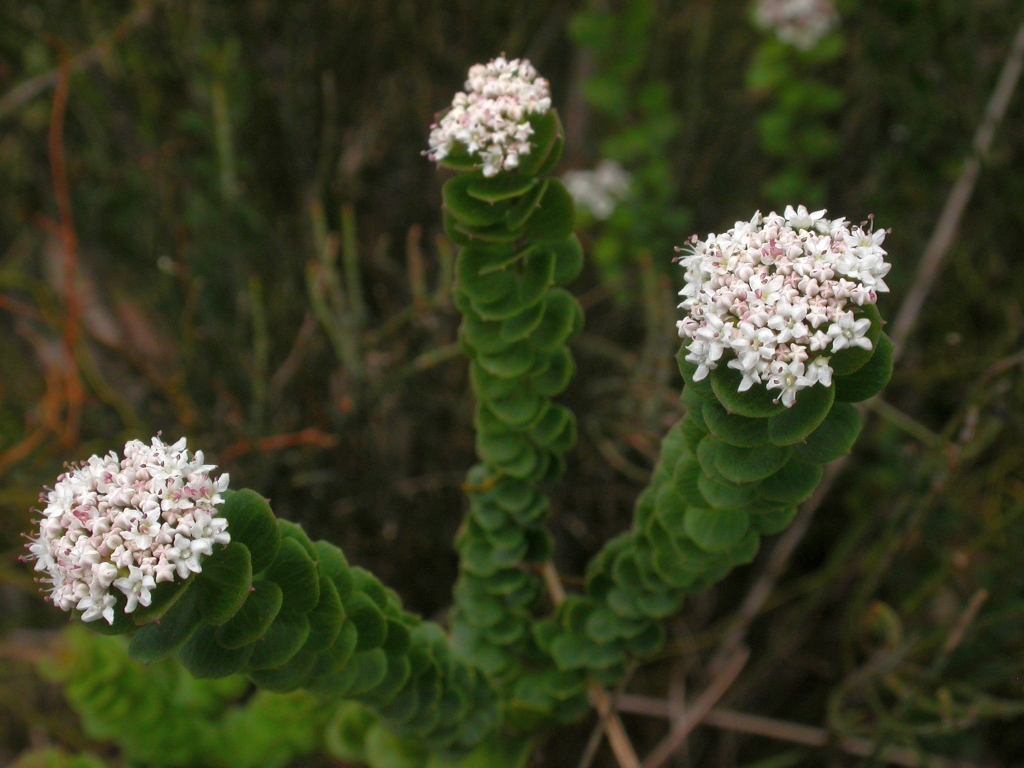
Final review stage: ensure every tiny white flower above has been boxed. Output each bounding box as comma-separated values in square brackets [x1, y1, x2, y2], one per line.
[807, 357, 833, 387]
[827, 311, 873, 352]
[766, 360, 814, 408]
[113, 565, 156, 613]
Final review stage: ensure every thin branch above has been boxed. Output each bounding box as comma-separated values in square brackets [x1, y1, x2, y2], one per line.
[889, 18, 1024, 360]
[219, 427, 338, 463]
[642, 647, 750, 768]
[867, 398, 941, 448]
[614, 698, 977, 768]
[0, 1, 156, 122]
[540, 562, 642, 768]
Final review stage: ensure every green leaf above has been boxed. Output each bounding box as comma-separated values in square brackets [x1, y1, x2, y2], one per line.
[178, 623, 254, 678]
[305, 576, 345, 653]
[676, 352, 715, 399]
[346, 592, 389, 651]
[633, 588, 683, 619]
[351, 568, 389, 609]
[219, 489, 281, 574]
[529, 289, 579, 353]
[127, 583, 201, 662]
[835, 333, 893, 402]
[684, 506, 751, 553]
[500, 301, 546, 342]
[467, 174, 538, 202]
[453, 218, 522, 243]
[131, 573, 194, 626]
[247, 610, 311, 670]
[550, 634, 625, 671]
[314, 540, 354, 600]
[759, 456, 823, 503]
[530, 347, 574, 396]
[476, 430, 531, 467]
[504, 179, 549, 231]
[457, 251, 516, 306]
[796, 402, 862, 463]
[698, 473, 757, 509]
[673, 457, 708, 507]
[488, 390, 547, 428]
[536, 134, 565, 176]
[266, 537, 320, 615]
[714, 442, 793, 484]
[517, 110, 561, 177]
[382, 618, 411, 657]
[337, 649, 389, 697]
[523, 179, 575, 241]
[364, 721, 426, 768]
[443, 173, 509, 227]
[830, 304, 883, 376]
[624, 620, 666, 657]
[702, 399, 769, 447]
[768, 381, 835, 445]
[215, 580, 283, 649]
[444, 211, 475, 247]
[476, 342, 535, 378]
[750, 505, 798, 535]
[644, 521, 691, 589]
[483, 612, 527, 645]
[549, 235, 584, 286]
[196, 542, 253, 626]
[318, 619, 359, 677]
[530, 404, 571, 446]
[471, 360, 520, 400]
[248, 647, 318, 692]
[679, 415, 707, 454]
[324, 701, 377, 763]
[278, 519, 318, 561]
[711, 365, 786, 418]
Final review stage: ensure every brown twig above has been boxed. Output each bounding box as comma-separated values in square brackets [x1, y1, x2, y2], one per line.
[219, 427, 338, 463]
[614, 698, 977, 768]
[642, 647, 750, 768]
[539, 562, 642, 768]
[0, 429, 47, 478]
[889, 18, 1024, 360]
[46, 44, 84, 448]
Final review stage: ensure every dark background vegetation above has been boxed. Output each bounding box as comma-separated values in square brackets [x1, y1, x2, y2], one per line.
[2, 0, 1024, 765]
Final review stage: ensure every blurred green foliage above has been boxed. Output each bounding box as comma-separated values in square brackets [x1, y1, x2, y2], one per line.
[1, 0, 1024, 766]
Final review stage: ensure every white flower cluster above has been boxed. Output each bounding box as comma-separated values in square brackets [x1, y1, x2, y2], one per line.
[677, 206, 891, 407]
[24, 436, 230, 625]
[754, 0, 839, 50]
[426, 56, 552, 178]
[563, 160, 632, 221]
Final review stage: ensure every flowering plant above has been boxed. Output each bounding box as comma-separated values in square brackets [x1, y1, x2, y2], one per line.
[24, 57, 892, 768]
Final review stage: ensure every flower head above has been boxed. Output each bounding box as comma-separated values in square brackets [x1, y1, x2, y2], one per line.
[676, 207, 890, 406]
[426, 57, 551, 177]
[563, 160, 631, 220]
[754, 0, 839, 50]
[23, 436, 230, 624]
